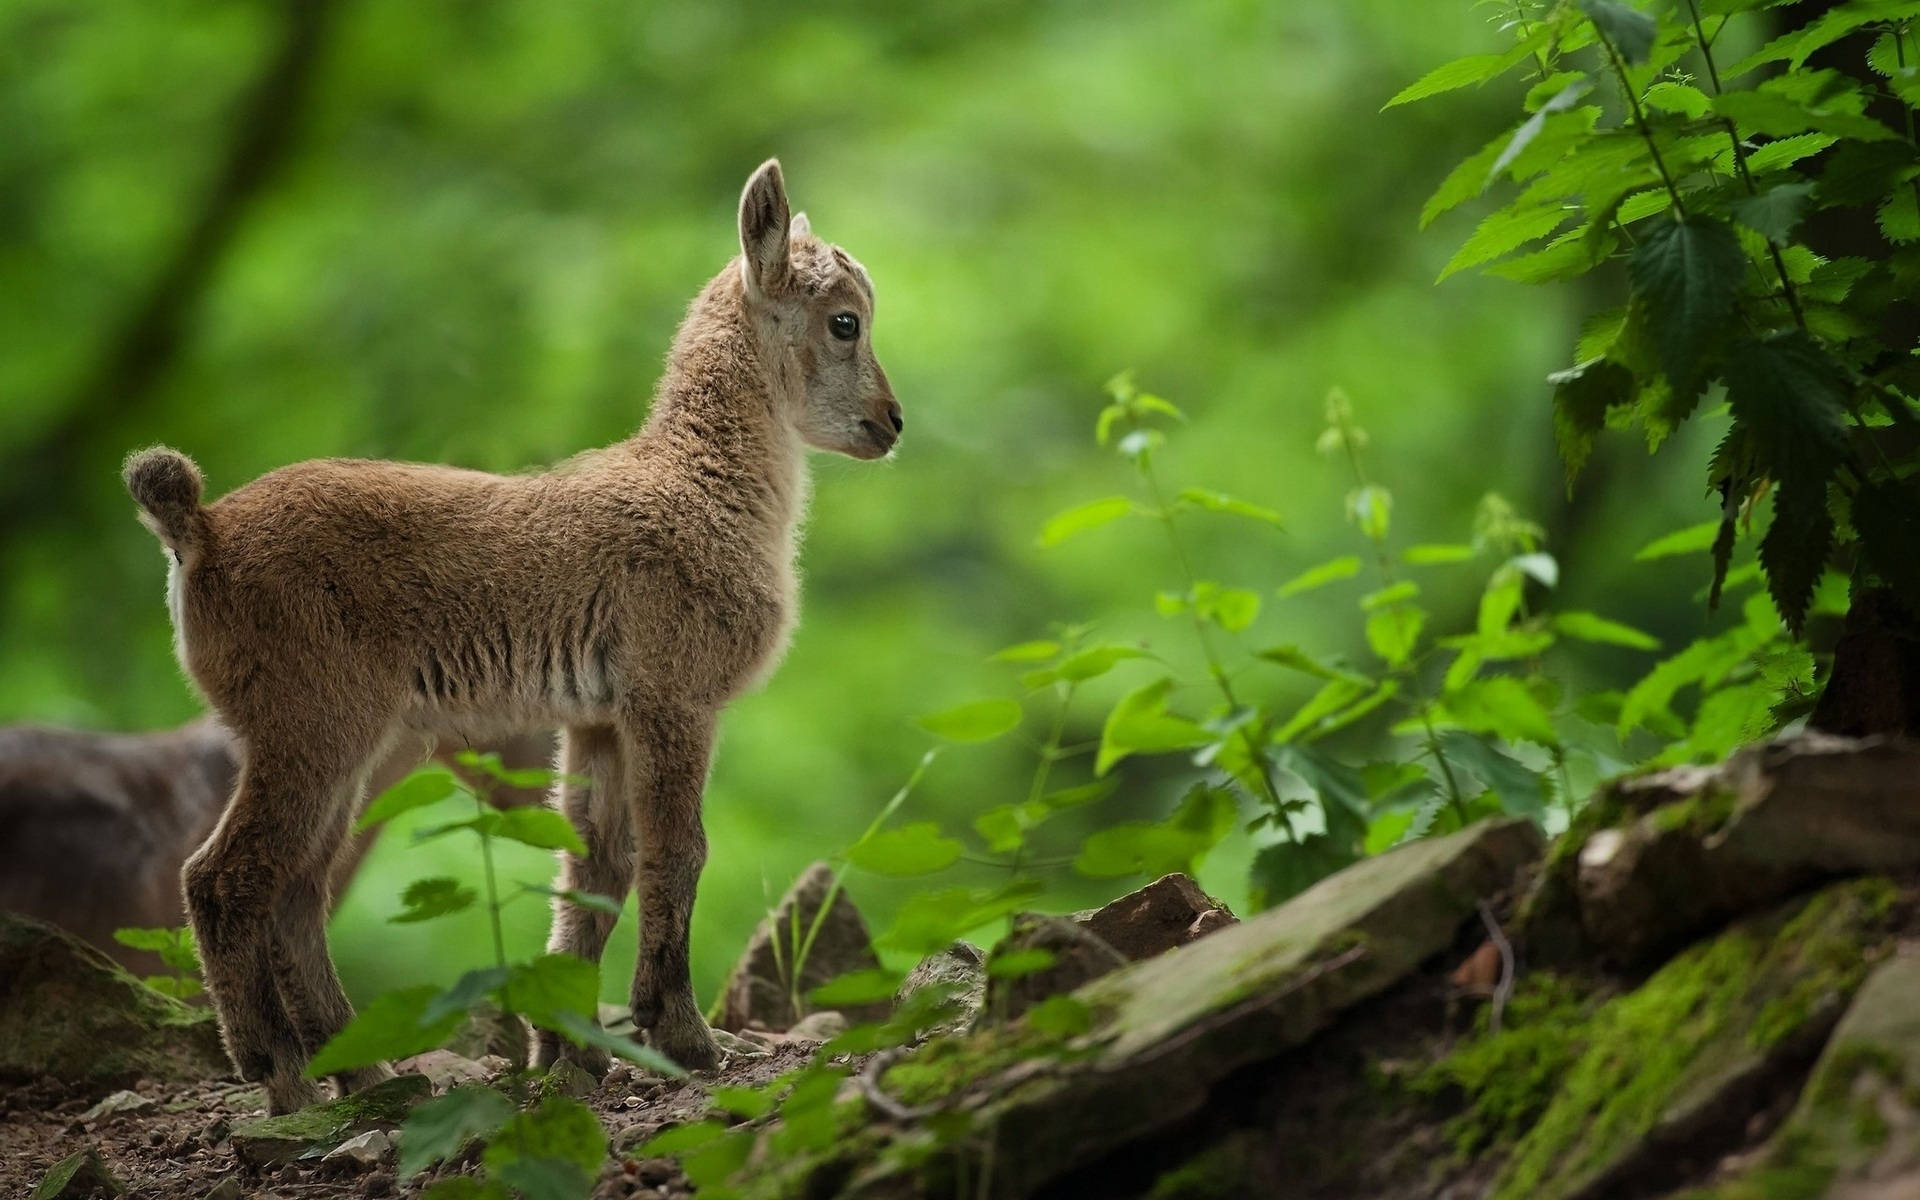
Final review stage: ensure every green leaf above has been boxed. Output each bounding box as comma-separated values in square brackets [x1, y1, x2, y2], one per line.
[1644, 81, 1712, 119]
[307, 986, 467, 1077]
[1365, 605, 1427, 669]
[357, 767, 465, 831]
[1441, 677, 1559, 746]
[1052, 644, 1149, 682]
[1760, 473, 1835, 637]
[1619, 624, 1769, 736]
[846, 822, 964, 877]
[1628, 218, 1748, 391]
[1549, 358, 1635, 484]
[876, 881, 1043, 956]
[1193, 583, 1262, 632]
[520, 884, 624, 916]
[1075, 783, 1235, 878]
[709, 1085, 775, 1120]
[987, 948, 1059, 980]
[1723, 332, 1852, 485]
[1879, 189, 1920, 243]
[1043, 778, 1120, 809]
[495, 1158, 592, 1200]
[1272, 677, 1370, 743]
[916, 698, 1023, 743]
[548, 1011, 687, 1076]
[483, 1096, 605, 1178]
[1636, 521, 1721, 559]
[639, 1120, 727, 1157]
[991, 639, 1060, 663]
[1382, 36, 1546, 109]
[1095, 677, 1210, 776]
[1248, 835, 1355, 910]
[454, 750, 562, 790]
[1402, 543, 1475, 565]
[1553, 611, 1661, 651]
[490, 808, 588, 856]
[142, 975, 202, 999]
[1272, 743, 1369, 851]
[1440, 204, 1573, 281]
[390, 877, 477, 925]
[1733, 182, 1815, 243]
[1787, 1, 1920, 69]
[1487, 79, 1595, 183]
[1177, 487, 1283, 527]
[1348, 484, 1393, 542]
[1360, 581, 1420, 611]
[422, 966, 512, 1025]
[1435, 731, 1549, 819]
[398, 1085, 514, 1178]
[422, 1179, 510, 1200]
[808, 967, 905, 1008]
[1277, 556, 1362, 597]
[1712, 89, 1897, 143]
[1038, 496, 1135, 547]
[1026, 995, 1095, 1036]
[1578, 0, 1657, 64]
[1257, 644, 1370, 683]
[501, 954, 599, 1028]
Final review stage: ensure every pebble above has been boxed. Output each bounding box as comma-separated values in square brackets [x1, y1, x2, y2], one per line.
[363, 1170, 395, 1197]
[204, 1177, 244, 1200]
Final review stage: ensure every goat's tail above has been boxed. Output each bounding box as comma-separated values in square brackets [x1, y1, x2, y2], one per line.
[123, 446, 206, 557]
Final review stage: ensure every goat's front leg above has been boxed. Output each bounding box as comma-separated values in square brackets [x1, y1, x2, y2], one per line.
[628, 706, 722, 1072]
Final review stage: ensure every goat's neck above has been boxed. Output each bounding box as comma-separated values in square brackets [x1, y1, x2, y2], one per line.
[636, 285, 807, 538]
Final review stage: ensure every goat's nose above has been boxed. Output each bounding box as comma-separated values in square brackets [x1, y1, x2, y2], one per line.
[886, 401, 904, 434]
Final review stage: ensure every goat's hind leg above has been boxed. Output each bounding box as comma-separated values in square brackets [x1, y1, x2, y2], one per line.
[274, 755, 391, 1096]
[185, 743, 350, 1114]
[531, 725, 631, 1074]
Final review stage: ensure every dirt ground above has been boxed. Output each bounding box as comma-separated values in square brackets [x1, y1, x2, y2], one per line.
[0, 1042, 827, 1200]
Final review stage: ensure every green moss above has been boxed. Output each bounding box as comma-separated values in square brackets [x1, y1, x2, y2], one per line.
[230, 1073, 430, 1158]
[1144, 1134, 1259, 1200]
[1490, 879, 1894, 1200]
[1412, 973, 1598, 1156]
[1648, 786, 1738, 839]
[880, 1021, 1064, 1108]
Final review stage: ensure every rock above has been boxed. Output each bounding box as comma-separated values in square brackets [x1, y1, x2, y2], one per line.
[710, 1027, 771, 1060]
[1487, 877, 1897, 1200]
[894, 941, 987, 1038]
[710, 862, 888, 1032]
[81, 1089, 157, 1122]
[0, 913, 229, 1092]
[545, 1057, 597, 1098]
[1707, 948, 1920, 1196]
[203, 1178, 243, 1200]
[1073, 873, 1237, 961]
[786, 1009, 848, 1043]
[983, 915, 1127, 1023]
[229, 1073, 430, 1168]
[394, 1049, 489, 1093]
[810, 818, 1542, 1198]
[1527, 733, 1920, 965]
[31, 1147, 123, 1199]
[321, 1129, 393, 1168]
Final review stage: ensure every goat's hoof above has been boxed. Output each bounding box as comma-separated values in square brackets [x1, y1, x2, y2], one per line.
[264, 1075, 325, 1116]
[334, 1062, 395, 1096]
[652, 1022, 722, 1074]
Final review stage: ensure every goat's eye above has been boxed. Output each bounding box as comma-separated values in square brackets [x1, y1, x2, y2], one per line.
[829, 312, 860, 341]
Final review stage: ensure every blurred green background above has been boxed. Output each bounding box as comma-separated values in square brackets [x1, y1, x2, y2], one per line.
[0, 0, 1736, 1005]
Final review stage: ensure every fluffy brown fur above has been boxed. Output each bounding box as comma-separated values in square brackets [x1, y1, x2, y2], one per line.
[121, 161, 900, 1113]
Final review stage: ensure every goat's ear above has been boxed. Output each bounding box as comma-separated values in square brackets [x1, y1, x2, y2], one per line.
[739, 159, 791, 299]
[790, 211, 812, 240]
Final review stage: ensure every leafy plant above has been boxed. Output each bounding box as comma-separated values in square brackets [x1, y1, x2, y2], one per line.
[1395, 0, 1920, 647]
[112, 924, 202, 999]
[318, 752, 684, 1200]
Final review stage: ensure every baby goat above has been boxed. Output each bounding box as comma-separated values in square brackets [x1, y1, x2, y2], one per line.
[123, 160, 900, 1113]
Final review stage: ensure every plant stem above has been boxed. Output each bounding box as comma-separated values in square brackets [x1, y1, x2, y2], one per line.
[1011, 682, 1077, 877]
[1593, 27, 1689, 219]
[473, 791, 507, 974]
[1683, 0, 1808, 328]
[1134, 438, 1296, 841]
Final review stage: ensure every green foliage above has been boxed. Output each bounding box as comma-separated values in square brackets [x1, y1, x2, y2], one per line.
[112, 925, 202, 999]
[1410, 0, 1920, 644]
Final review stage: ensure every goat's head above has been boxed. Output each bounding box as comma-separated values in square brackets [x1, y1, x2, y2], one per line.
[737, 159, 902, 460]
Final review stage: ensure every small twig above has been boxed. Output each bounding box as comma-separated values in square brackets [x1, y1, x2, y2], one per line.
[1478, 899, 1517, 1036]
[856, 1048, 939, 1123]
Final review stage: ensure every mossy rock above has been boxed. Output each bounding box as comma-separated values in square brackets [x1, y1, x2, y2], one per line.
[31, 1148, 124, 1199]
[1489, 876, 1899, 1200]
[230, 1073, 431, 1167]
[0, 913, 228, 1092]
[744, 817, 1542, 1200]
[1681, 951, 1920, 1199]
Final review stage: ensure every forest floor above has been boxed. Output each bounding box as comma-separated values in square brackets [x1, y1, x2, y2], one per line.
[0, 1041, 827, 1200]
